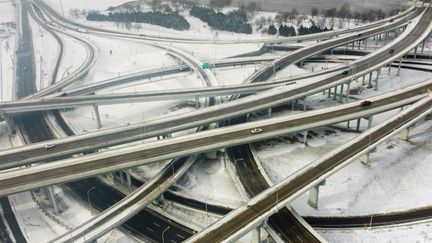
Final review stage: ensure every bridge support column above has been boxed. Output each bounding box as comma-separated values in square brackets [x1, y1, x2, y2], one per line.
[308, 180, 326, 209]
[367, 116, 373, 129]
[397, 58, 402, 76]
[421, 39, 426, 54]
[125, 168, 132, 192]
[163, 133, 172, 139]
[302, 131, 308, 145]
[360, 153, 370, 165]
[155, 194, 166, 207]
[251, 226, 261, 243]
[339, 84, 344, 103]
[388, 63, 392, 75]
[355, 118, 361, 132]
[93, 105, 102, 129]
[46, 187, 60, 215]
[333, 86, 337, 100]
[206, 150, 217, 159]
[267, 107, 272, 118]
[362, 75, 366, 85]
[400, 127, 410, 141]
[119, 171, 125, 185]
[368, 72, 373, 88]
[364, 39, 368, 50]
[414, 46, 418, 59]
[345, 82, 351, 103]
[374, 69, 380, 91]
[195, 96, 200, 108]
[2, 113, 16, 134]
[302, 97, 307, 111]
[105, 173, 115, 183]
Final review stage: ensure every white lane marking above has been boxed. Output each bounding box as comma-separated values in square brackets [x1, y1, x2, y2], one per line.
[146, 227, 154, 232]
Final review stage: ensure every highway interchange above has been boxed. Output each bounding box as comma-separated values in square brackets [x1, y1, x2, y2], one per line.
[1, 0, 432, 242]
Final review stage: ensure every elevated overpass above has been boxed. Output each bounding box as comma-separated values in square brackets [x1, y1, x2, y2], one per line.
[0, 4, 431, 168]
[49, 156, 197, 243]
[0, 5, 430, 169]
[26, 3, 97, 99]
[0, 78, 431, 196]
[186, 95, 432, 242]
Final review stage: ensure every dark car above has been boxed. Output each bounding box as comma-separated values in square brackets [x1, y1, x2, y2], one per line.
[389, 49, 395, 53]
[342, 70, 349, 75]
[357, 33, 363, 36]
[360, 100, 372, 106]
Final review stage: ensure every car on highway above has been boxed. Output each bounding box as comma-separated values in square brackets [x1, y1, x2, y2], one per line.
[357, 33, 362, 36]
[251, 128, 263, 134]
[342, 70, 349, 75]
[389, 49, 395, 54]
[360, 100, 373, 106]
[44, 144, 56, 149]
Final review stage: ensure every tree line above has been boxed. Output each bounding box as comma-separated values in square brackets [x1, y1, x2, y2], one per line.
[190, 6, 252, 34]
[86, 10, 190, 31]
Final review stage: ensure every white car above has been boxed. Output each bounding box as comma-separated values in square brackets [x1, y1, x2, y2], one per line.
[44, 144, 56, 149]
[251, 128, 263, 134]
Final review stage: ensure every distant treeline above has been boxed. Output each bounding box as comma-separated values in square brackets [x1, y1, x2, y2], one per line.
[190, 6, 252, 34]
[298, 25, 331, 35]
[267, 24, 331, 36]
[86, 11, 190, 30]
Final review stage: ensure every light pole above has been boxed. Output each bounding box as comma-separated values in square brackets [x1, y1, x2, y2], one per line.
[87, 186, 96, 215]
[162, 226, 170, 243]
[58, 0, 65, 17]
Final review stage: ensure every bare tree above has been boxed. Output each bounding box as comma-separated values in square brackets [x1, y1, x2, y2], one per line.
[133, 23, 141, 32]
[150, 0, 161, 11]
[210, 0, 232, 10]
[323, 8, 337, 19]
[245, 1, 261, 19]
[289, 8, 299, 22]
[311, 7, 319, 17]
[338, 3, 351, 20]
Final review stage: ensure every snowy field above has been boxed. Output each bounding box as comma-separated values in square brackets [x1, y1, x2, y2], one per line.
[0, 0, 16, 102]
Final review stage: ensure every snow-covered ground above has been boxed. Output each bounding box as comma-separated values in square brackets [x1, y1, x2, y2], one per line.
[0, 36, 15, 102]
[28, 11, 60, 90]
[318, 220, 432, 242]
[2, 0, 432, 241]
[9, 187, 136, 243]
[254, 65, 432, 218]
[0, 0, 16, 102]
[173, 157, 245, 208]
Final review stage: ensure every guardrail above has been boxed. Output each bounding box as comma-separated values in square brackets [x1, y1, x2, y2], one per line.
[186, 95, 432, 242]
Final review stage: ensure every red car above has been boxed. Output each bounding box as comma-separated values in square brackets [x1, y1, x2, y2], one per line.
[360, 100, 372, 106]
